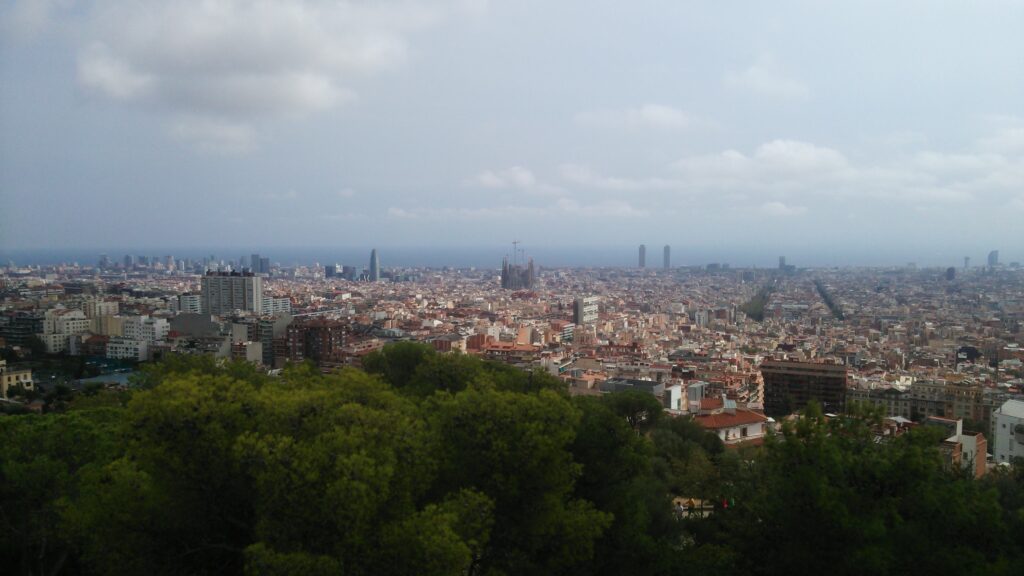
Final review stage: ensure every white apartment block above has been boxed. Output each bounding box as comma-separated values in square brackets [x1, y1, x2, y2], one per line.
[993, 399, 1024, 464]
[37, 308, 93, 353]
[262, 296, 292, 315]
[122, 316, 170, 343]
[106, 337, 150, 361]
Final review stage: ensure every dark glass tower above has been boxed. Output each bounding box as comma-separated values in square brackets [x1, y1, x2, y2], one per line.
[369, 249, 380, 281]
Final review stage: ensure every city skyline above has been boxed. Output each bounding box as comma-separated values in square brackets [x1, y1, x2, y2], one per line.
[3, 2, 1024, 253]
[2, 243, 1020, 270]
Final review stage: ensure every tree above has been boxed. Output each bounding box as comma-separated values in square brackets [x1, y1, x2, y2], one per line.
[361, 341, 435, 389]
[0, 409, 124, 575]
[603, 389, 664, 433]
[430, 387, 610, 574]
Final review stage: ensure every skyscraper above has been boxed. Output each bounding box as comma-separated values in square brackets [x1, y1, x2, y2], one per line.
[369, 249, 381, 281]
[964, 256, 971, 270]
[251, 253, 261, 273]
[638, 245, 646, 268]
[988, 250, 1000, 268]
[663, 245, 671, 270]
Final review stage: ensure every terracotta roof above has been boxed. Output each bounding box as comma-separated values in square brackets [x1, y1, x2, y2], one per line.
[700, 397, 724, 410]
[694, 409, 768, 430]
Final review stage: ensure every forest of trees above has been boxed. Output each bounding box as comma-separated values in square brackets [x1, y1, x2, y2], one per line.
[3, 343, 1024, 575]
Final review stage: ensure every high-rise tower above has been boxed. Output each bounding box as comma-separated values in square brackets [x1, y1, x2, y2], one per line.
[988, 250, 1000, 268]
[663, 245, 671, 270]
[638, 245, 646, 268]
[369, 249, 381, 281]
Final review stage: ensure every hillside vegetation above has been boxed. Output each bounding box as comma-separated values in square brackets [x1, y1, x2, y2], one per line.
[2, 344, 1023, 576]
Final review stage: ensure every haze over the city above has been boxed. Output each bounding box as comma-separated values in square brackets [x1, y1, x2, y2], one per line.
[2, 0, 1022, 263]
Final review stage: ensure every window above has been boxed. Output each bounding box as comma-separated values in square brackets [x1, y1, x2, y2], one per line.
[741, 427, 748, 437]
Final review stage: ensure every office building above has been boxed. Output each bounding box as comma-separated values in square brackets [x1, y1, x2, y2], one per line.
[573, 296, 600, 325]
[988, 250, 1000, 267]
[638, 244, 646, 268]
[201, 271, 264, 316]
[369, 249, 381, 281]
[761, 359, 848, 417]
[663, 245, 670, 269]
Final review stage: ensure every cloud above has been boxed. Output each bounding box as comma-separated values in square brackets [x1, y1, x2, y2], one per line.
[574, 104, 691, 131]
[386, 197, 648, 221]
[171, 116, 257, 154]
[321, 211, 366, 221]
[547, 131, 1024, 212]
[559, 164, 681, 191]
[51, 0, 480, 151]
[724, 54, 810, 101]
[258, 189, 299, 201]
[761, 201, 807, 217]
[554, 198, 650, 218]
[672, 140, 852, 192]
[2, 0, 74, 40]
[467, 166, 562, 194]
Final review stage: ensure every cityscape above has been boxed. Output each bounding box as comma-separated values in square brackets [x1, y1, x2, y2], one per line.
[4, 245, 1024, 464]
[4, 1, 1024, 574]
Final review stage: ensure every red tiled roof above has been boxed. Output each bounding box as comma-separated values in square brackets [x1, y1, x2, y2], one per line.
[694, 409, 768, 430]
[700, 397, 724, 410]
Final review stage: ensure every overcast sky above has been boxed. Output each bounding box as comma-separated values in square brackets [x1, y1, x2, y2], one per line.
[2, 1, 1023, 265]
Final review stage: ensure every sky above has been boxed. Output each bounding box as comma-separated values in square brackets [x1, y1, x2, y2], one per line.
[1, 0, 1023, 266]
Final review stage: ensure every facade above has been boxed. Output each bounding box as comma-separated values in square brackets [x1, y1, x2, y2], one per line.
[761, 359, 848, 417]
[573, 296, 600, 325]
[993, 399, 1024, 464]
[369, 249, 381, 282]
[201, 271, 264, 316]
[988, 250, 999, 267]
[500, 257, 536, 290]
[122, 316, 170, 343]
[0, 359, 34, 398]
[639, 244, 646, 268]
[261, 296, 292, 315]
[286, 319, 347, 364]
[106, 337, 149, 361]
[693, 395, 769, 446]
[83, 299, 119, 318]
[663, 245, 670, 270]
[178, 294, 202, 314]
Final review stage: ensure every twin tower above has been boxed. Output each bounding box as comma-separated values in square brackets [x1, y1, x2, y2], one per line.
[638, 244, 671, 269]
